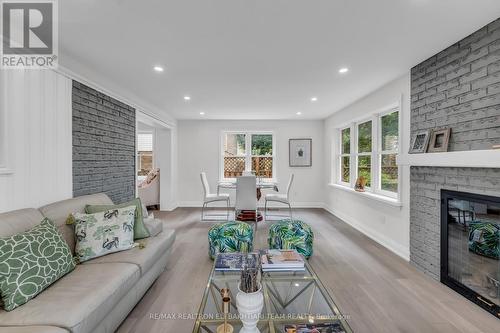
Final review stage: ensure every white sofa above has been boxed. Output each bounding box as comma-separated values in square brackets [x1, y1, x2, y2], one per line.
[0, 193, 176, 333]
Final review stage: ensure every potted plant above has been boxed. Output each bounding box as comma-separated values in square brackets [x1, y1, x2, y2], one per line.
[236, 260, 263, 333]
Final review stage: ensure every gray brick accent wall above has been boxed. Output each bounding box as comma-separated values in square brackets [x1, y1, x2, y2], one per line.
[410, 19, 500, 282]
[411, 18, 500, 151]
[410, 167, 500, 279]
[72, 81, 136, 204]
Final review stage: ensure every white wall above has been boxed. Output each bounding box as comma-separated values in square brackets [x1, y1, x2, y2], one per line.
[0, 70, 73, 212]
[323, 74, 411, 260]
[177, 120, 324, 207]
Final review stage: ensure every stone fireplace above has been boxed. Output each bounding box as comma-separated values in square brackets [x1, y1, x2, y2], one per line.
[407, 17, 500, 319]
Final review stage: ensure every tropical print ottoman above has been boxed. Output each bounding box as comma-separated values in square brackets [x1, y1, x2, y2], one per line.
[268, 219, 314, 259]
[468, 221, 500, 260]
[208, 222, 254, 259]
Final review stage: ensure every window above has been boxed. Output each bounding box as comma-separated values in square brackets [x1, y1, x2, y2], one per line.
[222, 132, 274, 179]
[340, 128, 350, 184]
[336, 108, 400, 198]
[137, 133, 154, 176]
[380, 111, 399, 193]
[357, 120, 372, 187]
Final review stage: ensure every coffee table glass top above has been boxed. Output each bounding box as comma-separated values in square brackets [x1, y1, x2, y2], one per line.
[192, 256, 352, 333]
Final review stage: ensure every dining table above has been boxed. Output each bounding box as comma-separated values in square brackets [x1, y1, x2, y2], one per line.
[217, 180, 279, 200]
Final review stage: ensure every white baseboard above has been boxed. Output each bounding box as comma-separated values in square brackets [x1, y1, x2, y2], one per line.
[177, 201, 325, 209]
[322, 205, 410, 261]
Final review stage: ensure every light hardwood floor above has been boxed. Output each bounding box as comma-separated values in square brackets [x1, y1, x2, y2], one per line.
[117, 208, 500, 333]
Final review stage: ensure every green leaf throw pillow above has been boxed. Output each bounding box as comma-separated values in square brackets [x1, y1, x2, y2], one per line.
[0, 218, 75, 311]
[85, 198, 150, 240]
[73, 205, 136, 263]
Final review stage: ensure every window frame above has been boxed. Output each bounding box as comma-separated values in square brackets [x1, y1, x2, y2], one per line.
[220, 131, 276, 181]
[338, 126, 352, 187]
[137, 131, 155, 175]
[335, 102, 401, 200]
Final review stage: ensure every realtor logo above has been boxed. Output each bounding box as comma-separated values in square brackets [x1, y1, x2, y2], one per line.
[1, 0, 58, 69]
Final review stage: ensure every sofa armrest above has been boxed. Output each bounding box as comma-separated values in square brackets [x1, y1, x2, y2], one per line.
[143, 217, 163, 237]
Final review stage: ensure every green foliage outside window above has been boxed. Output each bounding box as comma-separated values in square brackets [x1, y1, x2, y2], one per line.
[358, 121, 372, 153]
[251, 134, 273, 155]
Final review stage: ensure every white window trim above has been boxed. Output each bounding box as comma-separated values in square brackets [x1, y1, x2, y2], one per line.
[334, 101, 401, 201]
[220, 131, 276, 182]
[0, 72, 12, 175]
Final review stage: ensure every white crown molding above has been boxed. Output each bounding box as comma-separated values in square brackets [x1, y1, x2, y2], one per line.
[53, 62, 177, 128]
[397, 149, 500, 168]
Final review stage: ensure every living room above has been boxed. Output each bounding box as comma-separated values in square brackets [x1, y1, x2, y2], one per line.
[1, 1, 500, 333]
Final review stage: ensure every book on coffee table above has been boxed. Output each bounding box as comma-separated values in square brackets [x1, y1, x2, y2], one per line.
[260, 249, 305, 271]
[214, 253, 259, 271]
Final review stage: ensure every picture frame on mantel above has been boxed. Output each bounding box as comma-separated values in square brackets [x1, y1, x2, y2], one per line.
[428, 128, 451, 153]
[289, 138, 312, 167]
[409, 129, 431, 154]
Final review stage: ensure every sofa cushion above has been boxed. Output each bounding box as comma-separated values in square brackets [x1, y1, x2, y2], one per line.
[73, 206, 136, 263]
[39, 194, 114, 254]
[85, 198, 150, 240]
[0, 209, 45, 238]
[0, 262, 139, 333]
[0, 218, 76, 311]
[144, 217, 163, 237]
[83, 226, 175, 275]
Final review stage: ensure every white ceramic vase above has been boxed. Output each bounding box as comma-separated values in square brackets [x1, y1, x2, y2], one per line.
[236, 283, 263, 333]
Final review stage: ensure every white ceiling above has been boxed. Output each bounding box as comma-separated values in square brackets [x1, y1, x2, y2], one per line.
[59, 0, 500, 120]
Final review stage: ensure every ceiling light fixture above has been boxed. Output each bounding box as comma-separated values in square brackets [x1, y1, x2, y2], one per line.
[153, 66, 164, 72]
[184, 96, 191, 101]
[199, 112, 205, 115]
[310, 97, 318, 102]
[339, 67, 349, 74]
[296, 112, 302, 115]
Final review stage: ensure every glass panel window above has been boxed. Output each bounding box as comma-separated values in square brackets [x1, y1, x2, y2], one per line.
[358, 156, 371, 187]
[341, 128, 350, 154]
[224, 133, 246, 156]
[357, 121, 372, 153]
[381, 111, 399, 151]
[137, 133, 153, 176]
[341, 156, 350, 183]
[381, 154, 398, 192]
[251, 134, 273, 156]
[222, 132, 275, 179]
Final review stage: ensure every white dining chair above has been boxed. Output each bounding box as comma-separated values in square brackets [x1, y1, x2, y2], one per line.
[200, 172, 230, 221]
[264, 174, 294, 220]
[235, 175, 259, 233]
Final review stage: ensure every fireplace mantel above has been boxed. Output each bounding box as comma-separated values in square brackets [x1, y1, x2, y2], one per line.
[397, 149, 500, 168]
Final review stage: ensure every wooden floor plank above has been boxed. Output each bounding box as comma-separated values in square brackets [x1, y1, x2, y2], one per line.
[117, 208, 500, 332]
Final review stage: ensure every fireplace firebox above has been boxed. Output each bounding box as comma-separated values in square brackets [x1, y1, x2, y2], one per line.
[441, 190, 500, 319]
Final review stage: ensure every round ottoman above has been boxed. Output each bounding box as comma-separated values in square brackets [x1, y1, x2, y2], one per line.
[268, 219, 314, 259]
[208, 221, 254, 259]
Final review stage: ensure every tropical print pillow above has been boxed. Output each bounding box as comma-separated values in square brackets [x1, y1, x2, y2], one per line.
[0, 218, 75, 311]
[73, 206, 136, 263]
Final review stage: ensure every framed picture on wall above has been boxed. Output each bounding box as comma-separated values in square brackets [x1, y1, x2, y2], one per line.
[428, 128, 451, 153]
[409, 129, 431, 154]
[289, 138, 312, 167]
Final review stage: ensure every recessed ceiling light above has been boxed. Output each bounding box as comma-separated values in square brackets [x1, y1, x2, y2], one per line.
[184, 96, 191, 101]
[199, 111, 205, 115]
[153, 66, 164, 72]
[310, 97, 318, 102]
[296, 112, 302, 115]
[339, 67, 349, 74]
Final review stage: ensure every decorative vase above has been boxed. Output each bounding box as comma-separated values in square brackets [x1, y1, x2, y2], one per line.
[236, 283, 263, 333]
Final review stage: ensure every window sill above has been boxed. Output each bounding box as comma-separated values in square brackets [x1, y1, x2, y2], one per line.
[328, 183, 402, 207]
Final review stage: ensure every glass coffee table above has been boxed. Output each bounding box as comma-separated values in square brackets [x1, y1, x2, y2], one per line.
[192, 256, 353, 333]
